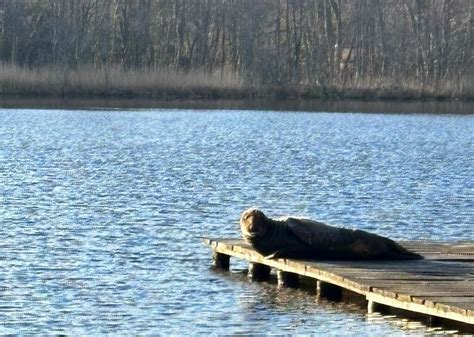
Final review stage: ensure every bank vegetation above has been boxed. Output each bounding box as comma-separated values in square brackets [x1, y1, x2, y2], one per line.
[0, 0, 472, 100]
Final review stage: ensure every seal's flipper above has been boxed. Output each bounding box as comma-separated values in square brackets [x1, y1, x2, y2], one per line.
[264, 250, 290, 259]
[264, 252, 279, 259]
[264, 248, 301, 260]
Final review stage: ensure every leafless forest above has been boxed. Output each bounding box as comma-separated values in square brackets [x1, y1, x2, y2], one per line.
[0, 0, 472, 99]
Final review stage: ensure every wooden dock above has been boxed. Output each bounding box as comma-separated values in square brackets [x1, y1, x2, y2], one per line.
[204, 238, 474, 329]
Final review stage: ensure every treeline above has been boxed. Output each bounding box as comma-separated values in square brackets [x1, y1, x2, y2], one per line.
[0, 0, 472, 99]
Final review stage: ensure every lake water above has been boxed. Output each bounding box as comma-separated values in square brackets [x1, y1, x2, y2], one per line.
[0, 107, 472, 335]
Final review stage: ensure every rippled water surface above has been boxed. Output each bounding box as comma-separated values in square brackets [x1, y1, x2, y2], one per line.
[0, 108, 472, 335]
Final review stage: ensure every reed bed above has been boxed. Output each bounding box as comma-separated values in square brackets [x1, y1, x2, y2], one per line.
[328, 76, 473, 101]
[0, 64, 247, 99]
[0, 63, 471, 100]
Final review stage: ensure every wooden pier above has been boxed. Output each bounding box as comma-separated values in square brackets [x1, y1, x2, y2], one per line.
[204, 238, 474, 329]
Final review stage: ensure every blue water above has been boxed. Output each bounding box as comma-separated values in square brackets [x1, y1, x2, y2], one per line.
[0, 108, 472, 335]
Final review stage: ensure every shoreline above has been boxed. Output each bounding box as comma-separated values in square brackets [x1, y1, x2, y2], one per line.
[1, 96, 472, 115]
[1, 85, 472, 102]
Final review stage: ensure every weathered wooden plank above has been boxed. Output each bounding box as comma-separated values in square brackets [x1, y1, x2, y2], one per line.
[420, 300, 474, 316]
[366, 292, 474, 324]
[420, 296, 474, 303]
[367, 280, 473, 287]
[371, 288, 473, 299]
[413, 297, 474, 314]
[353, 273, 462, 280]
[323, 270, 473, 280]
[210, 238, 474, 252]
[305, 261, 473, 272]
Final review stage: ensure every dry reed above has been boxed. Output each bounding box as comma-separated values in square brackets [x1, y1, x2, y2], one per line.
[0, 63, 246, 98]
[0, 63, 471, 100]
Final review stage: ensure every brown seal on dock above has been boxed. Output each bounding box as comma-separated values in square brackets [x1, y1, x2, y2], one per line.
[240, 208, 422, 260]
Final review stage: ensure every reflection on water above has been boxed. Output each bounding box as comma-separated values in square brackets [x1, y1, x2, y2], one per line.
[1, 97, 473, 114]
[0, 108, 472, 334]
[221, 268, 460, 336]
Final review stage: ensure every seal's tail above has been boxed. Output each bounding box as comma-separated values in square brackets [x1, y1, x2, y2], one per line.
[390, 242, 424, 260]
[396, 250, 424, 260]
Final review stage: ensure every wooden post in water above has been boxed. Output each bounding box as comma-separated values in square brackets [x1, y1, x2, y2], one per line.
[367, 300, 377, 314]
[248, 262, 271, 281]
[277, 270, 299, 288]
[316, 280, 342, 300]
[367, 300, 386, 314]
[427, 315, 442, 327]
[212, 250, 230, 270]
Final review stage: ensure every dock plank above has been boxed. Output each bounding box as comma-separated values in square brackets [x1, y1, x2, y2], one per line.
[204, 238, 474, 326]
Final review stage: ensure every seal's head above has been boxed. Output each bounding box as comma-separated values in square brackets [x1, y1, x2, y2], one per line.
[240, 208, 269, 242]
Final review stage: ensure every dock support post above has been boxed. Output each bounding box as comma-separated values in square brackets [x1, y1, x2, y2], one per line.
[316, 280, 342, 300]
[367, 300, 383, 314]
[248, 262, 271, 281]
[212, 250, 230, 270]
[277, 270, 299, 288]
[427, 315, 442, 327]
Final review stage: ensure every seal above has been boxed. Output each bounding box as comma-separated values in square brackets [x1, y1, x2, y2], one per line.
[240, 208, 422, 260]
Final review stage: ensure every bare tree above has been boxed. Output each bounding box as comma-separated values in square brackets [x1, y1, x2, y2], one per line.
[0, 0, 471, 95]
